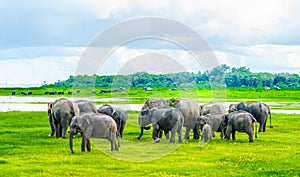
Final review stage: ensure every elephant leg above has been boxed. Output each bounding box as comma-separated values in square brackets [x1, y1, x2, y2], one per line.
[81, 135, 86, 152]
[248, 132, 254, 142]
[164, 130, 170, 139]
[49, 116, 55, 137]
[232, 130, 236, 141]
[169, 129, 176, 143]
[263, 120, 267, 132]
[62, 127, 67, 138]
[258, 121, 264, 132]
[158, 129, 163, 139]
[193, 124, 200, 139]
[184, 127, 192, 139]
[54, 122, 60, 138]
[225, 126, 232, 140]
[178, 127, 183, 143]
[86, 138, 91, 152]
[110, 134, 118, 151]
[119, 124, 125, 139]
[152, 128, 160, 143]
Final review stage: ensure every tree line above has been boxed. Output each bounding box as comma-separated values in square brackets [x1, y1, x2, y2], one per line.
[50, 64, 300, 89]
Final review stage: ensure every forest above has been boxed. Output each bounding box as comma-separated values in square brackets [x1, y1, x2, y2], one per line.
[51, 64, 300, 89]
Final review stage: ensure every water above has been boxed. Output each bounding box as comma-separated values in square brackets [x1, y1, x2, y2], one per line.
[0, 96, 299, 114]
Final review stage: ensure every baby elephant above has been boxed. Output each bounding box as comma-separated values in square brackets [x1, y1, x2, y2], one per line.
[222, 111, 257, 142]
[202, 124, 212, 142]
[69, 113, 119, 153]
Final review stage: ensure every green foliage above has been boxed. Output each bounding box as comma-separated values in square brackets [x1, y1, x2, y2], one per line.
[50, 65, 300, 89]
[0, 111, 299, 176]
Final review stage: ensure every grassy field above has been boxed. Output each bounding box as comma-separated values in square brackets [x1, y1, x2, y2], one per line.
[2, 87, 300, 102]
[0, 111, 299, 176]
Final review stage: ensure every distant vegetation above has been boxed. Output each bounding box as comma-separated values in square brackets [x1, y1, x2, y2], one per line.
[49, 64, 300, 89]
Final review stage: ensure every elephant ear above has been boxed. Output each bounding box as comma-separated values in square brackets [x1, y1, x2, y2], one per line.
[150, 109, 161, 126]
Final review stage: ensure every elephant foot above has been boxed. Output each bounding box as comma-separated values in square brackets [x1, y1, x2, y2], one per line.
[249, 139, 254, 143]
[154, 138, 160, 143]
[48, 133, 54, 137]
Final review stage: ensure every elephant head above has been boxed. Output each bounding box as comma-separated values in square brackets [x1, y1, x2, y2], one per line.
[138, 109, 153, 128]
[69, 115, 91, 153]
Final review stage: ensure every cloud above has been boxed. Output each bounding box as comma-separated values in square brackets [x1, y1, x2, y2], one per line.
[0, 1, 299, 86]
[0, 56, 78, 86]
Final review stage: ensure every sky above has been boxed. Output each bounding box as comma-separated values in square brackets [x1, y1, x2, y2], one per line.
[0, 0, 299, 87]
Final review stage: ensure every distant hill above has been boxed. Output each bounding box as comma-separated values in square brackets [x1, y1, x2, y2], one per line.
[49, 64, 300, 89]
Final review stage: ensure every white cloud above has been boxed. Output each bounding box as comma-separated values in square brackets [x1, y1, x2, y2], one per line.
[0, 56, 78, 86]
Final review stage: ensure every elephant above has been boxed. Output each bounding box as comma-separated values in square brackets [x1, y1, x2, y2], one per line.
[98, 104, 128, 138]
[202, 124, 212, 142]
[47, 102, 55, 136]
[228, 102, 272, 132]
[228, 102, 247, 113]
[69, 113, 119, 153]
[138, 107, 184, 143]
[200, 102, 226, 115]
[221, 111, 257, 142]
[196, 113, 224, 138]
[137, 99, 170, 140]
[173, 98, 201, 139]
[51, 98, 80, 138]
[74, 100, 98, 114]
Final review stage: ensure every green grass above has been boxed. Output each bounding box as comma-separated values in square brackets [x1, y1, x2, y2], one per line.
[0, 111, 299, 176]
[2, 87, 300, 103]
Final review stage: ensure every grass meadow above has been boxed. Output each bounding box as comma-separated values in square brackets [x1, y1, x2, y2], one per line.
[0, 111, 299, 176]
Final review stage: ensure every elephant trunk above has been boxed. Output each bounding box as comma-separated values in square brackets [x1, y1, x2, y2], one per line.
[70, 130, 75, 153]
[137, 127, 144, 140]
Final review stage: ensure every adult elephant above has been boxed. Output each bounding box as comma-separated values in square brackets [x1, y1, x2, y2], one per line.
[200, 102, 226, 115]
[137, 99, 170, 140]
[51, 98, 80, 138]
[173, 98, 201, 139]
[138, 107, 184, 143]
[98, 104, 128, 138]
[70, 113, 119, 153]
[74, 100, 98, 114]
[221, 111, 257, 142]
[229, 102, 272, 132]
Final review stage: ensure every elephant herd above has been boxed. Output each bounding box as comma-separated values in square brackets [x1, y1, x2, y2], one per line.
[47, 98, 272, 153]
[137, 99, 272, 143]
[48, 98, 127, 153]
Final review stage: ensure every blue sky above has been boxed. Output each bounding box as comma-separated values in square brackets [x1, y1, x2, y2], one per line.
[0, 0, 299, 87]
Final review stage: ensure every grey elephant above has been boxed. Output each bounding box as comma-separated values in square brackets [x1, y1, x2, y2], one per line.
[47, 102, 55, 136]
[200, 102, 226, 115]
[138, 107, 184, 143]
[69, 113, 119, 153]
[98, 104, 128, 138]
[51, 98, 79, 138]
[222, 111, 257, 142]
[173, 98, 201, 139]
[202, 124, 212, 142]
[229, 102, 272, 132]
[196, 113, 224, 138]
[137, 99, 170, 140]
[75, 100, 98, 114]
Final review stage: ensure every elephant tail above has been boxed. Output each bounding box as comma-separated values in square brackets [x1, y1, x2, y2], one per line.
[268, 107, 273, 129]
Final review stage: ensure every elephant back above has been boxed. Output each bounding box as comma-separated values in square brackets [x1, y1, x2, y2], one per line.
[174, 99, 199, 128]
[75, 100, 97, 114]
